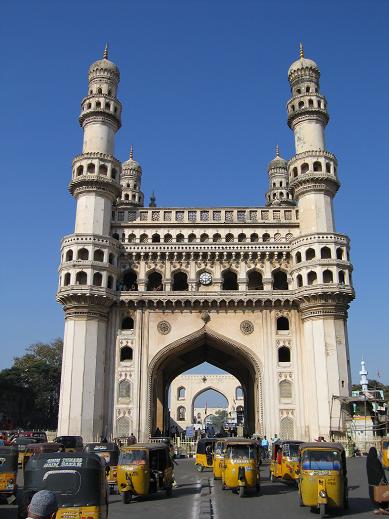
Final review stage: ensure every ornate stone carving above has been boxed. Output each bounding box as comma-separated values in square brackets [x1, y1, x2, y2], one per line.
[240, 320, 254, 335]
[200, 311, 211, 324]
[157, 320, 171, 335]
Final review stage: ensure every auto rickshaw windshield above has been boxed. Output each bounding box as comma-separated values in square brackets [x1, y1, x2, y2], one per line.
[0, 455, 17, 471]
[226, 445, 257, 460]
[284, 443, 300, 458]
[119, 450, 147, 465]
[301, 449, 341, 471]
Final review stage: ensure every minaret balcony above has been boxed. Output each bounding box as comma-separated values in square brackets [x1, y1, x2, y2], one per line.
[79, 95, 122, 128]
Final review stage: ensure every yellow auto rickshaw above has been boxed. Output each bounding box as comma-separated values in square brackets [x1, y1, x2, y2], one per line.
[23, 442, 64, 471]
[195, 438, 217, 472]
[117, 443, 174, 503]
[0, 447, 18, 502]
[221, 438, 260, 497]
[269, 440, 303, 484]
[84, 442, 120, 494]
[298, 442, 348, 517]
[381, 438, 389, 469]
[11, 436, 38, 466]
[53, 435, 83, 452]
[213, 439, 226, 480]
[20, 452, 108, 518]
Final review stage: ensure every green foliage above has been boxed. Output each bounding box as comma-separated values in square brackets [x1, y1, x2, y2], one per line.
[0, 339, 63, 430]
[209, 409, 228, 431]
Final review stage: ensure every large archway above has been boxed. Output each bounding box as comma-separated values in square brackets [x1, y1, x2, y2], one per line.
[148, 326, 262, 436]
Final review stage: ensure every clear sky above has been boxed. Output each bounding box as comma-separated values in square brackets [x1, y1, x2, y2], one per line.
[1, 0, 388, 385]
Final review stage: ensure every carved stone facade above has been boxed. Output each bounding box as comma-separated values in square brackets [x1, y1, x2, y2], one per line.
[57, 45, 354, 443]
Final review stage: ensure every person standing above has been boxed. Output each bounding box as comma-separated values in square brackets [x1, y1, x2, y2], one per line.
[366, 447, 389, 515]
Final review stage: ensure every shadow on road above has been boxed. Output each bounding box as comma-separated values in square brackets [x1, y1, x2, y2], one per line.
[344, 497, 375, 516]
[109, 485, 202, 504]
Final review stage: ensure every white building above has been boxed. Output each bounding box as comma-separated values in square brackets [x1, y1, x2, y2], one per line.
[56, 45, 354, 443]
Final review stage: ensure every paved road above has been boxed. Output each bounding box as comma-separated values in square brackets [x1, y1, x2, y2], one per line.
[0, 457, 379, 519]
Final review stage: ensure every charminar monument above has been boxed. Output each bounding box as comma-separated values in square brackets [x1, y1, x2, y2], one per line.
[56, 44, 354, 443]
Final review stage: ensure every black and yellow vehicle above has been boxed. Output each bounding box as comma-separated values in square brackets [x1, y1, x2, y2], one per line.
[195, 438, 217, 472]
[0, 447, 18, 502]
[23, 442, 64, 471]
[11, 437, 38, 466]
[54, 435, 83, 452]
[221, 438, 260, 497]
[381, 438, 389, 469]
[298, 443, 348, 517]
[269, 440, 303, 484]
[84, 442, 120, 494]
[213, 439, 226, 480]
[20, 452, 108, 519]
[117, 443, 174, 503]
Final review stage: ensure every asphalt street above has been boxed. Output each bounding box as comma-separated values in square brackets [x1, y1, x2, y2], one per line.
[0, 457, 380, 519]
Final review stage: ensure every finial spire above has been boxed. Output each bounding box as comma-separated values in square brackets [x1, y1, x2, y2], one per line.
[299, 42, 304, 59]
[103, 43, 108, 60]
[129, 144, 133, 160]
[276, 144, 280, 157]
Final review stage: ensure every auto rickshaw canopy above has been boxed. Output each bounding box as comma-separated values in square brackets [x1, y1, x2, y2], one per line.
[196, 438, 218, 454]
[84, 442, 120, 466]
[0, 446, 18, 471]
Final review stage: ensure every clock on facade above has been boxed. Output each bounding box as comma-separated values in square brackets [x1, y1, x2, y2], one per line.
[199, 272, 212, 285]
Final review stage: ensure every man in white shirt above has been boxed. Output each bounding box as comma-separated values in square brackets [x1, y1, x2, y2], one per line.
[27, 490, 58, 519]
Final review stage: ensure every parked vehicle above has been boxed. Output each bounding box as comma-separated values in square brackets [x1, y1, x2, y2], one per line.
[23, 442, 64, 470]
[84, 442, 120, 494]
[53, 435, 83, 452]
[0, 447, 17, 502]
[221, 438, 260, 497]
[269, 440, 303, 484]
[195, 438, 217, 472]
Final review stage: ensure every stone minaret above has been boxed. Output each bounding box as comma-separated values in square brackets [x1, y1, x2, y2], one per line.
[287, 45, 354, 439]
[118, 145, 144, 207]
[265, 145, 295, 206]
[360, 360, 369, 392]
[57, 46, 122, 441]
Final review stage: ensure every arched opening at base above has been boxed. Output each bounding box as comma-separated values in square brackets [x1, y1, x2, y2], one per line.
[148, 327, 262, 438]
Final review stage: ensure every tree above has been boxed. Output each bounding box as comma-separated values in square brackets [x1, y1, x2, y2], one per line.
[209, 410, 228, 431]
[0, 338, 63, 430]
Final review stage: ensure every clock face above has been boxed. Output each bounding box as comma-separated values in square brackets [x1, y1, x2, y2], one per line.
[199, 272, 212, 286]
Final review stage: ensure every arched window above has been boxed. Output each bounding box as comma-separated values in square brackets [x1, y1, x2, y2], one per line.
[238, 233, 246, 242]
[222, 270, 238, 290]
[296, 274, 303, 287]
[112, 233, 119, 240]
[323, 270, 333, 283]
[111, 168, 117, 180]
[313, 161, 322, 172]
[295, 251, 302, 263]
[177, 387, 186, 399]
[124, 194, 129, 201]
[118, 379, 131, 399]
[64, 273, 71, 286]
[164, 233, 173, 243]
[87, 163, 95, 174]
[279, 380, 292, 401]
[306, 248, 315, 261]
[307, 271, 317, 285]
[140, 233, 148, 243]
[277, 317, 289, 331]
[116, 416, 130, 438]
[120, 346, 133, 362]
[65, 250, 73, 262]
[292, 167, 298, 178]
[108, 253, 115, 265]
[123, 270, 138, 291]
[321, 246, 331, 259]
[107, 275, 113, 289]
[76, 165, 83, 176]
[274, 233, 282, 242]
[273, 270, 288, 290]
[336, 247, 344, 260]
[95, 101, 101, 109]
[172, 271, 188, 291]
[188, 233, 196, 243]
[306, 86, 311, 93]
[262, 233, 270, 242]
[121, 233, 125, 242]
[121, 317, 134, 330]
[97, 87, 102, 94]
[301, 163, 309, 174]
[278, 346, 291, 363]
[93, 272, 102, 286]
[298, 101, 304, 109]
[77, 248, 89, 260]
[339, 270, 345, 284]
[326, 162, 331, 173]
[152, 233, 160, 243]
[176, 233, 185, 243]
[177, 406, 186, 421]
[236, 386, 243, 399]
[105, 102, 111, 110]
[280, 416, 294, 440]
[236, 405, 244, 425]
[250, 233, 259, 243]
[76, 271, 87, 285]
[296, 88, 301, 94]
[225, 233, 234, 243]
[247, 270, 263, 290]
[200, 233, 209, 243]
[99, 164, 108, 175]
[147, 271, 163, 291]
[213, 233, 222, 242]
[93, 249, 104, 262]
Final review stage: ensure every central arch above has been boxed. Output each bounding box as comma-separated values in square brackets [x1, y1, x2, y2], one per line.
[148, 326, 263, 436]
[191, 386, 230, 426]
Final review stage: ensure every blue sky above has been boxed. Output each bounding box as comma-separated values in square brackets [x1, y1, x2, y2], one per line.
[1, 0, 388, 386]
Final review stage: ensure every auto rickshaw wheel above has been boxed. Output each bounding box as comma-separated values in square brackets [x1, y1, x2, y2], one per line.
[121, 491, 132, 504]
[166, 485, 173, 497]
[196, 464, 204, 472]
[239, 486, 245, 498]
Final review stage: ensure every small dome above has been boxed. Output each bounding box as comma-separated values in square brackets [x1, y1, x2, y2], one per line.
[122, 157, 142, 173]
[89, 58, 119, 75]
[268, 146, 287, 170]
[288, 57, 319, 79]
